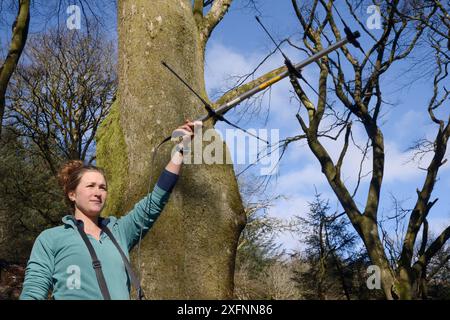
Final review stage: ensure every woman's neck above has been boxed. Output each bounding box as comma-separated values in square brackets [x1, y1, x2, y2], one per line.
[74, 210, 100, 230]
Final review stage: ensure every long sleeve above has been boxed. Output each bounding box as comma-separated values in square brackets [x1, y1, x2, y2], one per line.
[20, 232, 54, 300]
[118, 169, 179, 251]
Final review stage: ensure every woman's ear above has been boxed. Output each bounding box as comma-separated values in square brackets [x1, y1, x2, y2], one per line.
[68, 191, 76, 202]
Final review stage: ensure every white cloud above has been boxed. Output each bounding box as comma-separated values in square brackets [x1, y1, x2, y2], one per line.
[281, 141, 312, 165]
[427, 215, 450, 238]
[267, 194, 311, 254]
[268, 194, 312, 220]
[383, 142, 429, 182]
[205, 42, 256, 95]
[275, 164, 328, 194]
[274, 231, 303, 254]
[389, 110, 428, 141]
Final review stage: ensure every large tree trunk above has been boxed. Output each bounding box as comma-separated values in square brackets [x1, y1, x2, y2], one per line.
[96, 0, 246, 299]
[358, 218, 397, 299]
[359, 217, 424, 300]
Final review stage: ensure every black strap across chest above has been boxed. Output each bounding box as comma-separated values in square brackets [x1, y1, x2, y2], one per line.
[74, 219, 145, 300]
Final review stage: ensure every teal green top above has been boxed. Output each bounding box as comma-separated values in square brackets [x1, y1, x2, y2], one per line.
[20, 172, 177, 300]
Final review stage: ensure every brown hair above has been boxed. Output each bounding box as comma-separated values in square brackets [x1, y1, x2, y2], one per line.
[57, 160, 107, 209]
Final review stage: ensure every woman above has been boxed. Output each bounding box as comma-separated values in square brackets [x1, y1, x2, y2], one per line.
[20, 120, 200, 300]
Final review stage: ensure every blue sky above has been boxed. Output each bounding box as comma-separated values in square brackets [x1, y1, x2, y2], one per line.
[203, 1, 450, 253]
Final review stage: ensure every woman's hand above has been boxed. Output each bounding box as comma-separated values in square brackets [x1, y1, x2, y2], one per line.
[167, 120, 202, 171]
[172, 119, 201, 139]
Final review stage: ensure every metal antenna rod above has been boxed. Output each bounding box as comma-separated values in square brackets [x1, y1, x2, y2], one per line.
[255, 16, 336, 110]
[161, 61, 269, 144]
[161, 31, 360, 142]
[162, 61, 211, 109]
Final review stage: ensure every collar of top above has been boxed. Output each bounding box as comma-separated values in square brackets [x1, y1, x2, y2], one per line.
[62, 215, 110, 229]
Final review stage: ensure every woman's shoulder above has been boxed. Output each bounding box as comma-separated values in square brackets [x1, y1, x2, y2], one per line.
[36, 225, 69, 244]
[35, 216, 76, 242]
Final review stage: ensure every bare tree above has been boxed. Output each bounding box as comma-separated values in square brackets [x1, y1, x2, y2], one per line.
[264, 261, 301, 299]
[6, 24, 117, 173]
[279, 0, 450, 299]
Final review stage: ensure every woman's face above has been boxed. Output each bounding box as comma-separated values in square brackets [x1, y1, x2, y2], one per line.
[68, 171, 108, 217]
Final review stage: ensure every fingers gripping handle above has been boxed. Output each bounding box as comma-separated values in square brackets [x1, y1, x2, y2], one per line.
[171, 128, 189, 144]
[167, 121, 203, 156]
[171, 129, 195, 153]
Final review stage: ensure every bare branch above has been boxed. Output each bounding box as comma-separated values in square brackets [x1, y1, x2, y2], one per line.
[351, 138, 371, 198]
[418, 218, 429, 258]
[0, 0, 29, 137]
[321, 0, 358, 67]
[414, 225, 450, 273]
[193, 0, 204, 26]
[345, 0, 377, 42]
[292, 0, 321, 54]
[428, 53, 449, 124]
[236, 134, 304, 177]
[401, 121, 450, 267]
[199, 0, 232, 49]
[335, 122, 352, 179]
